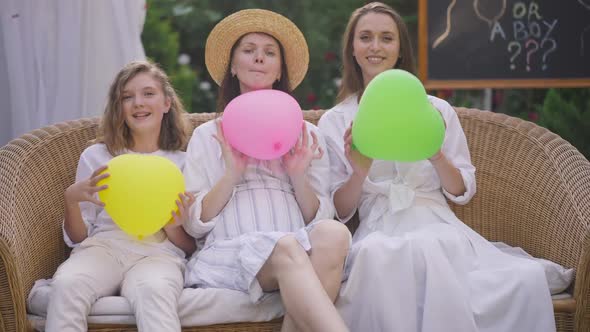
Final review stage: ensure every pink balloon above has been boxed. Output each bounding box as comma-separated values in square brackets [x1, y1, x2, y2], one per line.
[222, 90, 303, 160]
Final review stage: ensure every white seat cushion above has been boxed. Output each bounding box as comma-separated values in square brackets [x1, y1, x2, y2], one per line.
[27, 278, 283, 330]
[28, 242, 573, 330]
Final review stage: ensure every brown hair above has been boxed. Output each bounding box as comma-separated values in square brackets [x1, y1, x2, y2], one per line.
[216, 33, 291, 113]
[336, 2, 415, 103]
[96, 60, 188, 155]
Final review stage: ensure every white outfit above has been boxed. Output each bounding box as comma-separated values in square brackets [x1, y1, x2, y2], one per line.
[318, 95, 556, 332]
[45, 144, 186, 332]
[183, 120, 335, 303]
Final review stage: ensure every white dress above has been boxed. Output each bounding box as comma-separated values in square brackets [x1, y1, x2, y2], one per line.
[183, 119, 335, 303]
[318, 95, 556, 332]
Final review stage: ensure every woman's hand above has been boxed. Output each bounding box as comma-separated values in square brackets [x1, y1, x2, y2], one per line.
[65, 165, 109, 206]
[282, 122, 324, 180]
[428, 107, 447, 161]
[165, 192, 196, 230]
[428, 150, 445, 163]
[344, 122, 372, 179]
[213, 120, 249, 184]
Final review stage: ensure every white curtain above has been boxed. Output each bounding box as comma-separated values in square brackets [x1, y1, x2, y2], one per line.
[0, 0, 146, 146]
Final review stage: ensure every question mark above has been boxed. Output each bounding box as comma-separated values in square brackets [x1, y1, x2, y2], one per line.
[525, 39, 540, 72]
[540, 38, 557, 71]
[578, 0, 590, 10]
[508, 41, 521, 70]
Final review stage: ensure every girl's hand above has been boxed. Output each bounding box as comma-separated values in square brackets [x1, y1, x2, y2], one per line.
[213, 120, 249, 184]
[65, 165, 109, 206]
[165, 192, 196, 230]
[344, 122, 372, 179]
[282, 122, 324, 179]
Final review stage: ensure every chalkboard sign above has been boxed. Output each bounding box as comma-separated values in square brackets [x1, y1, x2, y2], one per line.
[418, 0, 590, 88]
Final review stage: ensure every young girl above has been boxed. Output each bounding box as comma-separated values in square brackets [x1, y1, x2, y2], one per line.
[46, 60, 196, 332]
[182, 9, 350, 332]
[318, 2, 556, 331]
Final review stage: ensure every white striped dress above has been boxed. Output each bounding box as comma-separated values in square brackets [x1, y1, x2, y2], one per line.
[183, 119, 335, 303]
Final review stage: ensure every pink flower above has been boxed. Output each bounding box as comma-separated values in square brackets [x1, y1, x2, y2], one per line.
[528, 112, 539, 122]
[324, 51, 337, 62]
[493, 90, 504, 106]
[438, 89, 454, 99]
[306, 93, 318, 104]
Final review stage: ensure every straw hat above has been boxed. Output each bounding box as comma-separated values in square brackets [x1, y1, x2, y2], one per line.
[205, 9, 309, 90]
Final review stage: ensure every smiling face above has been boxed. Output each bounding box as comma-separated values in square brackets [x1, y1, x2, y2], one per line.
[121, 72, 171, 138]
[231, 32, 283, 93]
[352, 12, 401, 87]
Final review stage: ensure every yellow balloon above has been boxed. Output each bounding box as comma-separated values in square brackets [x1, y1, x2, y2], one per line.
[97, 154, 185, 238]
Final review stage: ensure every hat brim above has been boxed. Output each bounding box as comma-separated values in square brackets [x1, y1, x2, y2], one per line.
[205, 9, 309, 91]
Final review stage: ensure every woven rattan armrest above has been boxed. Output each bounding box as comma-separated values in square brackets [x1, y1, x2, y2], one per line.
[0, 118, 101, 332]
[452, 108, 590, 331]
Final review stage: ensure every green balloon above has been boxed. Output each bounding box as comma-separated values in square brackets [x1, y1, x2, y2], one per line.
[352, 69, 445, 162]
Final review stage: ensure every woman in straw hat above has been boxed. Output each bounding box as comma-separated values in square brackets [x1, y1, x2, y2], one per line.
[318, 2, 556, 331]
[182, 9, 350, 332]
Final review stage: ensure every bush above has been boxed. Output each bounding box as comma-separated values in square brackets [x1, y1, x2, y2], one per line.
[539, 89, 590, 158]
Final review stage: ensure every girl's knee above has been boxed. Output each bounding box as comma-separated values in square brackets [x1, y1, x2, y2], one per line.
[52, 273, 87, 289]
[310, 220, 351, 254]
[124, 276, 182, 303]
[50, 275, 98, 302]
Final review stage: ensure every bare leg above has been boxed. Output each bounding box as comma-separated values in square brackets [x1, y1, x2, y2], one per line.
[308, 220, 350, 302]
[281, 221, 350, 331]
[280, 314, 299, 332]
[257, 235, 348, 332]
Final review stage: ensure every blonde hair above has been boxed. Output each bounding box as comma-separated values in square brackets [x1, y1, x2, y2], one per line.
[96, 60, 188, 155]
[336, 2, 416, 103]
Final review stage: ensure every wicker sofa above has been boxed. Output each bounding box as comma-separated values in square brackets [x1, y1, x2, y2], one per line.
[0, 108, 589, 332]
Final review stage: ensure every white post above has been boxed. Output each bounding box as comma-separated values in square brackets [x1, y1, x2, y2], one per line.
[483, 88, 493, 111]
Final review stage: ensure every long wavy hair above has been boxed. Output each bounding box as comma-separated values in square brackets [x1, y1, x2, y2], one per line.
[216, 33, 291, 113]
[96, 60, 188, 155]
[336, 2, 416, 103]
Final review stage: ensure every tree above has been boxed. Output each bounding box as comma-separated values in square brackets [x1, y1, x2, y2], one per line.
[142, 1, 197, 112]
[539, 89, 590, 158]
